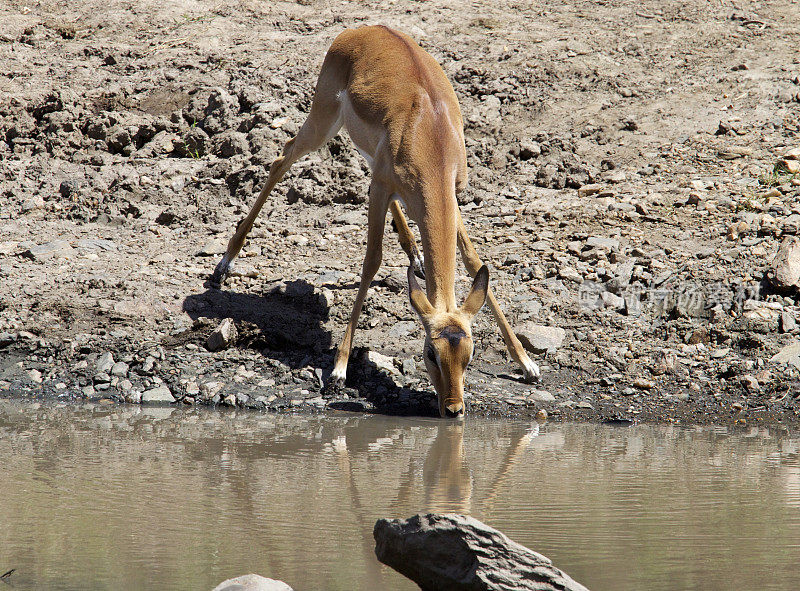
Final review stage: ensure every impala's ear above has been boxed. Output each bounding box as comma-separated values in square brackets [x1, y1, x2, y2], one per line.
[408, 265, 434, 318]
[461, 265, 489, 318]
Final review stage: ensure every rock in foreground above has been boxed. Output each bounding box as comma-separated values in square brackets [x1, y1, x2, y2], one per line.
[374, 514, 590, 591]
[211, 574, 293, 591]
[772, 237, 800, 290]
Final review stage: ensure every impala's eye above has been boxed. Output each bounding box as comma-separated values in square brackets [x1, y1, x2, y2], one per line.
[426, 345, 437, 365]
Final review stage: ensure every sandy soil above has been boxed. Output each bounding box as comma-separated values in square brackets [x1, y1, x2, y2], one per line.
[1, 0, 800, 426]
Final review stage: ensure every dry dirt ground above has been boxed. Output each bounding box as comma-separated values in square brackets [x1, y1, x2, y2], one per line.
[1, 0, 800, 426]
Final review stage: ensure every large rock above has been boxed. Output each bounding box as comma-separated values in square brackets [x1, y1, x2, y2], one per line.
[141, 385, 175, 405]
[198, 238, 228, 257]
[585, 236, 619, 251]
[95, 352, 115, 374]
[207, 318, 238, 352]
[528, 389, 556, 402]
[20, 240, 74, 261]
[0, 332, 16, 348]
[365, 350, 399, 375]
[174, 126, 209, 157]
[771, 341, 800, 371]
[211, 574, 293, 591]
[772, 237, 800, 289]
[374, 514, 589, 591]
[211, 130, 249, 158]
[515, 324, 566, 354]
[203, 87, 240, 135]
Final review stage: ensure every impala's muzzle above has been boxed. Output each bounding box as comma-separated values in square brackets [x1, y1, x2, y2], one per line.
[443, 400, 464, 418]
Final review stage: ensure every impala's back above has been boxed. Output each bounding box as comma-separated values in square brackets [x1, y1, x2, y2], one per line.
[326, 25, 467, 202]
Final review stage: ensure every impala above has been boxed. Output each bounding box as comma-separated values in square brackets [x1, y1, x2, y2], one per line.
[211, 25, 539, 417]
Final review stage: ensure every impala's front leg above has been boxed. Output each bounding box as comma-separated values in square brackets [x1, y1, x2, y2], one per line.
[330, 182, 389, 384]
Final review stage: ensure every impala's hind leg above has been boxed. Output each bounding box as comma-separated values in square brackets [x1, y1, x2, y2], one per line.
[211, 61, 346, 286]
[389, 199, 425, 279]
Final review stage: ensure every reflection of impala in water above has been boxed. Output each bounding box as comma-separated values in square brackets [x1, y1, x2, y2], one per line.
[326, 418, 542, 587]
[421, 423, 474, 513]
[330, 419, 542, 518]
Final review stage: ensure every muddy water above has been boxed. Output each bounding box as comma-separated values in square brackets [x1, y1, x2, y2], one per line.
[1, 400, 798, 591]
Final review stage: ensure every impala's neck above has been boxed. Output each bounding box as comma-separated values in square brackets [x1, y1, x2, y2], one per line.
[419, 184, 459, 311]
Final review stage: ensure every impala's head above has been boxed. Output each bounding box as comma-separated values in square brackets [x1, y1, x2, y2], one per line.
[407, 265, 489, 418]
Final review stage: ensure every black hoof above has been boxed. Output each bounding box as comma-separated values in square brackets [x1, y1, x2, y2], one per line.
[210, 259, 231, 288]
[412, 255, 426, 280]
[323, 376, 346, 396]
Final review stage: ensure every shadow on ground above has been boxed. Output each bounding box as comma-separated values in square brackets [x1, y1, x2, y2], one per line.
[181, 279, 439, 417]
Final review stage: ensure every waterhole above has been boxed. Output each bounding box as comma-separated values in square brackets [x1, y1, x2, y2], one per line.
[1, 399, 798, 590]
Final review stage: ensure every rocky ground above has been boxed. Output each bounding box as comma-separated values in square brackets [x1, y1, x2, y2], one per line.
[1, 0, 800, 426]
